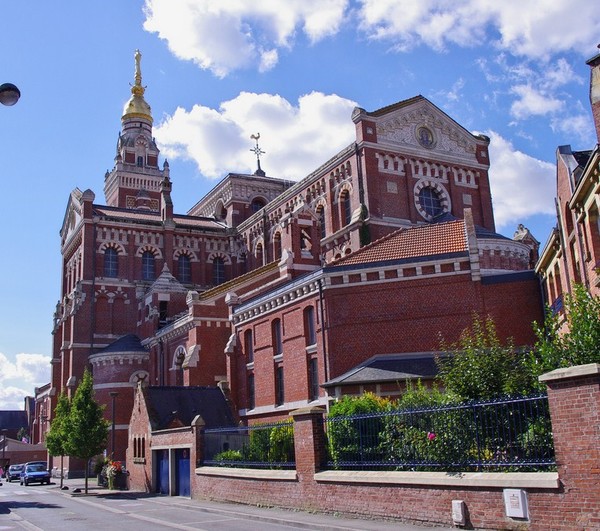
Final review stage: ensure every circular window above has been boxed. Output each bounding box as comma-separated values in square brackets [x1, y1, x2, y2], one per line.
[418, 186, 444, 219]
[416, 126, 435, 148]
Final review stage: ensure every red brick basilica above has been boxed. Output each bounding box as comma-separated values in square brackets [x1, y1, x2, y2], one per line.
[43, 51, 542, 477]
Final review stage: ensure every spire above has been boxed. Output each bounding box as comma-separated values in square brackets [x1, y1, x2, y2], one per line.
[122, 49, 153, 124]
[250, 133, 266, 176]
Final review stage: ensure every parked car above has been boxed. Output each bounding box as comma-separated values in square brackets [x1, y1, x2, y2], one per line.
[7, 464, 24, 482]
[20, 463, 51, 486]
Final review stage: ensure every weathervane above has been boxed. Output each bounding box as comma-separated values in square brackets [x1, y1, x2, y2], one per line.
[250, 133, 266, 176]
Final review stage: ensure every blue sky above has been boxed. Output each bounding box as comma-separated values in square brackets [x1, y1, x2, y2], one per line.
[1, 0, 598, 410]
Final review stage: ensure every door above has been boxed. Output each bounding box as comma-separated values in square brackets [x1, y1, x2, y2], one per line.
[155, 449, 169, 495]
[174, 448, 190, 497]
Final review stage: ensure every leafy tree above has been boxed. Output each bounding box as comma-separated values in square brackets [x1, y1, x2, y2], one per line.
[16, 427, 29, 443]
[530, 284, 600, 388]
[45, 392, 71, 489]
[63, 369, 109, 494]
[436, 314, 535, 400]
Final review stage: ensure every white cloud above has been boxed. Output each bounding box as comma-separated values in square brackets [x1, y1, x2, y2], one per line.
[143, 0, 598, 78]
[550, 111, 596, 145]
[143, 0, 348, 77]
[357, 0, 599, 59]
[0, 352, 50, 411]
[485, 130, 556, 230]
[154, 91, 357, 180]
[510, 85, 564, 120]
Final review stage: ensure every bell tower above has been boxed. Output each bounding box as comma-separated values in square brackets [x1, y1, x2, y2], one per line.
[104, 50, 168, 209]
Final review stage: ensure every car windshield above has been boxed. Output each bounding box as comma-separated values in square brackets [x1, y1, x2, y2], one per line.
[9, 465, 22, 471]
[27, 465, 46, 472]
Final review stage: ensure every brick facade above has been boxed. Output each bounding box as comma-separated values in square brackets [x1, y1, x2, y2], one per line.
[45, 51, 541, 478]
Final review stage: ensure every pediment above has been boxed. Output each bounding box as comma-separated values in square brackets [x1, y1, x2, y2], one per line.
[374, 99, 479, 161]
[60, 188, 84, 247]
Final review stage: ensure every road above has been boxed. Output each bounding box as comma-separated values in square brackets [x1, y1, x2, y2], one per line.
[0, 479, 453, 530]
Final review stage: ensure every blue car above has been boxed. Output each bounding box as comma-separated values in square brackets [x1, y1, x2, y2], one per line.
[20, 463, 51, 486]
[7, 464, 24, 482]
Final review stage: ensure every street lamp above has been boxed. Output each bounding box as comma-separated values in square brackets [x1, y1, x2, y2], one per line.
[109, 392, 119, 458]
[0, 83, 20, 106]
[2, 429, 7, 476]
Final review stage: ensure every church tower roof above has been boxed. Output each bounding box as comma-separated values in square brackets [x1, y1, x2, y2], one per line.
[122, 49, 152, 124]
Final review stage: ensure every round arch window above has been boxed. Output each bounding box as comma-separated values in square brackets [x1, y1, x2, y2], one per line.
[418, 186, 444, 219]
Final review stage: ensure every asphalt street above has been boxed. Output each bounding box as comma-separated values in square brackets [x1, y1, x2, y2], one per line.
[0, 477, 455, 530]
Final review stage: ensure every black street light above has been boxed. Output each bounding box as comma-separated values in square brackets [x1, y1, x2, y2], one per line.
[109, 392, 119, 458]
[0, 83, 20, 106]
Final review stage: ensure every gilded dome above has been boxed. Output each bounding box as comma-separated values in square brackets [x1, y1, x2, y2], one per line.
[122, 50, 153, 123]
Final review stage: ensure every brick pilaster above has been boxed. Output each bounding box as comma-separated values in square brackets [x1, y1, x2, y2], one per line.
[540, 363, 600, 529]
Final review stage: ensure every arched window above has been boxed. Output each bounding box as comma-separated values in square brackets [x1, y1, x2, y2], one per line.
[341, 190, 352, 226]
[213, 257, 225, 285]
[318, 206, 326, 239]
[304, 306, 316, 346]
[215, 201, 227, 221]
[275, 365, 284, 406]
[142, 251, 155, 281]
[178, 254, 191, 283]
[247, 373, 255, 410]
[251, 198, 265, 213]
[273, 232, 282, 261]
[272, 318, 283, 356]
[244, 329, 254, 363]
[104, 247, 118, 278]
[418, 187, 443, 218]
[256, 243, 264, 266]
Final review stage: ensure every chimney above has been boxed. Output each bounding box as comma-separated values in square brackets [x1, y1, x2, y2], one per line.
[586, 47, 600, 143]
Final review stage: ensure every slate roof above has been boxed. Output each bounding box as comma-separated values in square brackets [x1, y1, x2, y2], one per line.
[332, 220, 468, 267]
[145, 386, 236, 430]
[93, 205, 226, 230]
[323, 354, 439, 388]
[100, 334, 147, 354]
[0, 411, 28, 430]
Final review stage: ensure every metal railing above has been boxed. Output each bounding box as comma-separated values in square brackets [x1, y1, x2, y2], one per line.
[325, 394, 555, 471]
[203, 420, 295, 469]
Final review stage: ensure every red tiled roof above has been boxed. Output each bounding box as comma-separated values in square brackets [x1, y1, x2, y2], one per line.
[333, 220, 467, 266]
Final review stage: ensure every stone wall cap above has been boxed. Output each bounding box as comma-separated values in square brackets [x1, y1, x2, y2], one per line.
[290, 406, 326, 417]
[538, 363, 600, 383]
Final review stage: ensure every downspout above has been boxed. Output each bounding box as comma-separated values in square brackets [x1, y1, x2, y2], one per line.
[317, 278, 329, 383]
[89, 221, 97, 359]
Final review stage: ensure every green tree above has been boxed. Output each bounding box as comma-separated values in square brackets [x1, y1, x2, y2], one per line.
[63, 369, 109, 494]
[45, 392, 71, 489]
[436, 315, 535, 400]
[531, 284, 600, 388]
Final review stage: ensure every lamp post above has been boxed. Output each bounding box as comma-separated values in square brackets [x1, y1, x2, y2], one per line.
[2, 429, 7, 476]
[0, 83, 20, 106]
[109, 392, 119, 459]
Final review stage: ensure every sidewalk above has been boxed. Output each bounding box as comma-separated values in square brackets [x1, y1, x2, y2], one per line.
[50, 476, 455, 530]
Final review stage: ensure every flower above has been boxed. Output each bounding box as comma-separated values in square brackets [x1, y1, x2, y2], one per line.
[427, 432, 436, 441]
[102, 460, 125, 489]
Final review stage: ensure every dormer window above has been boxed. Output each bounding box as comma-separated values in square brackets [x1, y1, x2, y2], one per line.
[137, 156, 144, 167]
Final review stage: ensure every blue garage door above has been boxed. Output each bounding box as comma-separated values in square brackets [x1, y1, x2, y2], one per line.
[175, 448, 190, 497]
[155, 449, 169, 495]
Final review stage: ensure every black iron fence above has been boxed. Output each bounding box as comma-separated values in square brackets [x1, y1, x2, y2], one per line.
[325, 394, 555, 471]
[203, 420, 295, 469]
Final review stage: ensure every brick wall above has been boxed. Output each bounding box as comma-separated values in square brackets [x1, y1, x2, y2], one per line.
[185, 364, 600, 530]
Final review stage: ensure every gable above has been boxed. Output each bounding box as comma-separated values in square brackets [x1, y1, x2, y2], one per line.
[60, 188, 84, 247]
[374, 98, 481, 163]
